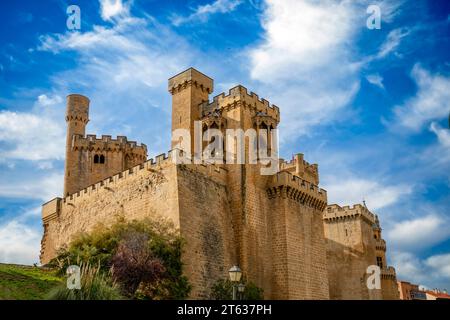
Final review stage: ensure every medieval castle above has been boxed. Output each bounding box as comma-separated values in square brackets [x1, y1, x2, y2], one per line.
[40, 68, 399, 299]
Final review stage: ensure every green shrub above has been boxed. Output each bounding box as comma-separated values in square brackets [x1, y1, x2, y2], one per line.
[46, 263, 123, 300]
[210, 277, 264, 300]
[48, 217, 191, 299]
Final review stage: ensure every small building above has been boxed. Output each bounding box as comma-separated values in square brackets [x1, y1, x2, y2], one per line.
[425, 289, 450, 300]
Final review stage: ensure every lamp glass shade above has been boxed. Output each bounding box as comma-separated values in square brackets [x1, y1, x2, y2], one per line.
[228, 265, 242, 282]
[237, 283, 245, 293]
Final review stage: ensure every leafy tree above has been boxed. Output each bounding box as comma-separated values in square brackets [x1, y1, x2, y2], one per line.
[111, 232, 165, 297]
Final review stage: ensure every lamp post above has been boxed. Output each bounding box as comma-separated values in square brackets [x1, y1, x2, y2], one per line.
[237, 283, 245, 300]
[228, 265, 242, 300]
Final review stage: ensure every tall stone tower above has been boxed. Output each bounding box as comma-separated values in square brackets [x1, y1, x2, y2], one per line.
[62, 94, 147, 197]
[64, 94, 90, 196]
[168, 68, 213, 155]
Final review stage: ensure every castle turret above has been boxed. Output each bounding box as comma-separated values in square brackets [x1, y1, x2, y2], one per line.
[64, 94, 90, 196]
[168, 68, 213, 155]
[62, 94, 147, 197]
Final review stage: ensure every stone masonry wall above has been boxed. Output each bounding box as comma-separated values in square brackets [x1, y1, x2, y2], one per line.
[41, 159, 180, 264]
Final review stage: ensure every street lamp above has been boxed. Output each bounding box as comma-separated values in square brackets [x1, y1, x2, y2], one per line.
[237, 283, 245, 300]
[229, 265, 242, 300]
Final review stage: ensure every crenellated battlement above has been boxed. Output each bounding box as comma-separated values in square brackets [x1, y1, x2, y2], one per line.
[72, 134, 147, 156]
[266, 170, 327, 211]
[376, 239, 387, 251]
[200, 85, 280, 122]
[54, 150, 229, 207]
[323, 204, 377, 224]
[61, 150, 175, 205]
[381, 266, 397, 280]
[168, 67, 213, 94]
[279, 153, 319, 185]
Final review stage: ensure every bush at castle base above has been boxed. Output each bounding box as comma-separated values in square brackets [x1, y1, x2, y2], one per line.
[210, 278, 264, 300]
[46, 262, 124, 300]
[48, 217, 191, 300]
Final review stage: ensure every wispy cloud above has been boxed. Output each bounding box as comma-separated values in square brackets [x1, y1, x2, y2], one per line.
[430, 122, 450, 148]
[0, 172, 63, 201]
[171, 0, 242, 26]
[0, 95, 65, 161]
[425, 254, 450, 280]
[377, 28, 410, 59]
[388, 214, 450, 251]
[378, 0, 405, 23]
[366, 73, 385, 89]
[392, 64, 450, 131]
[0, 219, 41, 265]
[392, 251, 450, 289]
[246, 0, 364, 139]
[37, 14, 197, 154]
[99, 0, 131, 21]
[324, 177, 412, 211]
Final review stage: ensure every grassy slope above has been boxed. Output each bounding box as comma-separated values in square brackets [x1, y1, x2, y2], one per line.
[0, 263, 62, 300]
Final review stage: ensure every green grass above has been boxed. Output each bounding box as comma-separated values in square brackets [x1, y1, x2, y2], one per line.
[0, 263, 63, 300]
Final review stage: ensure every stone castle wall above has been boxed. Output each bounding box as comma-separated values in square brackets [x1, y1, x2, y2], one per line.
[323, 204, 399, 300]
[42, 153, 237, 298]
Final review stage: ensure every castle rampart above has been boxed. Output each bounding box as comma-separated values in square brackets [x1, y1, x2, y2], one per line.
[324, 203, 377, 224]
[266, 171, 327, 211]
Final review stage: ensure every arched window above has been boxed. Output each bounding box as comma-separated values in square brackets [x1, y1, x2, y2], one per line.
[94, 154, 105, 164]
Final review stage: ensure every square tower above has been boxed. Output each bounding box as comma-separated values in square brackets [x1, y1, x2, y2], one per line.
[168, 68, 213, 155]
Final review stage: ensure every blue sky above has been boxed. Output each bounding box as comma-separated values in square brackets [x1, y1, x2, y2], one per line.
[0, 0, 449, 290]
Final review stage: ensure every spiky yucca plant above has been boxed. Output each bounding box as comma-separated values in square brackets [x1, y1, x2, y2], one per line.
[46, 262, 124, 300]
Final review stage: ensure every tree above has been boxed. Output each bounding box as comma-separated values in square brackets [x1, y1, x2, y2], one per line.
[111, 232, 165, 297]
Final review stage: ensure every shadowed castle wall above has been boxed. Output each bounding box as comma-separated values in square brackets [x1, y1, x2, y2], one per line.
[323, 204, 398, 300]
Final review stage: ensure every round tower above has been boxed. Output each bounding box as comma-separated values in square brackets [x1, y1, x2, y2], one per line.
[65, 94, 90, 136]
[64, 94, 90, 196]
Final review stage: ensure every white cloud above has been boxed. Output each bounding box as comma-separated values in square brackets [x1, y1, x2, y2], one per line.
[38, 17, 192, 99]
[392, 251, 450, 289]
[0, 172, 63, 201]
[0, 220, 41, 265]
[37, 13, 196, 152]
[0, 110, 65, 161]
[171, 0, 242, 26]
[388, 214, 450, 251]
[430, 122, 450, 148]
[324, 177, 412, 211]
[247, 0, 364, 140]
[378, 0, 405, 23]
[425, 254, 450, 279]
[99, 0, 130, 21]
[249, 0, 357, 81]
[392, 252, 425, 283]
[366, 73, 384, 89]
[376, 28, 409, 58]
[393, 64, 450, 131]
[37, 94, 63, 106]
